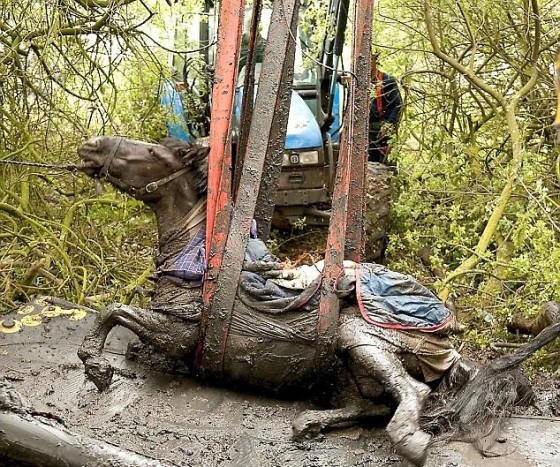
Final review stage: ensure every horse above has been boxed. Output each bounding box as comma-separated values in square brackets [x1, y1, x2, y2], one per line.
[76, 135, 560, 466]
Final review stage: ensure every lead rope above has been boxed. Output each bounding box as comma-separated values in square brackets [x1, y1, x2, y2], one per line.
[0, 159, 78, 172]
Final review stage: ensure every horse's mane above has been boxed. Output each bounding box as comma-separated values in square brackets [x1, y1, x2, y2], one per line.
[160, 137, 209, 195]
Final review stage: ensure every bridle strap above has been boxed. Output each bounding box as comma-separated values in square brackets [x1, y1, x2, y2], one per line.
[99, 137, 123, 179]
[102, 167, 190, 197]
[135, 167, 190, 196]
[97, 136, 190, 196]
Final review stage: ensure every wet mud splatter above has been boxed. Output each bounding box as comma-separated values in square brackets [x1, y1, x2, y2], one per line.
[2, 313, 559, 467]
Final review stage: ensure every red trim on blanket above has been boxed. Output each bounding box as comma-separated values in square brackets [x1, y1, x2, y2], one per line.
[355, 264, 454, 332]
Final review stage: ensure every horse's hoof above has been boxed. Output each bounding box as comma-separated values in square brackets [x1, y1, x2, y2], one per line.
[83, 357, 114, 392]
[77, 345, 92, 364]
[393, 430, 430, 467]
[292, 412, 324, 440]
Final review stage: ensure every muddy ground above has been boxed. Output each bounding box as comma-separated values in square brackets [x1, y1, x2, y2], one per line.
[1, 309, 559, 467]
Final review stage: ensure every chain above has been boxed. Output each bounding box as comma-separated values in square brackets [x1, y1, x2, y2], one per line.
[0, 159, 78, 172]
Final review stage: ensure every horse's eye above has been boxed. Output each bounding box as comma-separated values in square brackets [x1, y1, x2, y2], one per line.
[148, 148, 154, 156]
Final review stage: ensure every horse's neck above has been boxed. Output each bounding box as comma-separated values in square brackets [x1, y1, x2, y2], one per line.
[149, 199, 207, 314]
[153, 198, 207, 270]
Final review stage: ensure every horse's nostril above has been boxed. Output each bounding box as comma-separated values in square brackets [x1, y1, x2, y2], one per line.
[79, 138, 102, 155]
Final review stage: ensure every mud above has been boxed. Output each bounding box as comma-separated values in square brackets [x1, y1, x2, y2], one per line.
[2, 312, 559, 467]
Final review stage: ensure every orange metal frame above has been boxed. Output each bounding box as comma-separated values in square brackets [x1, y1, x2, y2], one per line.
[202, 0, 374, 375]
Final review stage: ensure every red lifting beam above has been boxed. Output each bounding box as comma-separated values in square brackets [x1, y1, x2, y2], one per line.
[203, 0, 245, 339]
[316, 0, 373, 353]
[204, 0, 245, 280]
[343, 0, 374, 262]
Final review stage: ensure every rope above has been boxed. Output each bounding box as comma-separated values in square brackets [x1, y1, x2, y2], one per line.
[0, 159, 78, 172]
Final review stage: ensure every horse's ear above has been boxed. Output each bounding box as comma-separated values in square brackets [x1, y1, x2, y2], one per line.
[184, 145, 210, 168]
[151, 144, 174, 160]
[158, 138, 191, 161]
[160, 137, 193, 154]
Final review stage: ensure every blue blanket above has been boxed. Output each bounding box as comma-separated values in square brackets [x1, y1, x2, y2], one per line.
[357, 263, 452, 331]
[167, 235, 451, 332]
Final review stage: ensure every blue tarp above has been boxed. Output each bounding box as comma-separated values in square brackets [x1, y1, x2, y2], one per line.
[160, 81, 193, 142]
[164, 235, 451, 331]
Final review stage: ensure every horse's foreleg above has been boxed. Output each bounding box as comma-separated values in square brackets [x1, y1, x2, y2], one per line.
[77, 304, 125, 391]
[78, 303, 167, 391]
[339, 318, 431, 467]
[104, 303, 198, 357]
[79, 303, 198, 391]
[292, 400, 389, 440]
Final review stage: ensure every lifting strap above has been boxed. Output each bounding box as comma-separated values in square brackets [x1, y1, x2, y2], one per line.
[202, 0, 300, 377]
[316, 0, 373, 361]
[202, 0, 246, 351]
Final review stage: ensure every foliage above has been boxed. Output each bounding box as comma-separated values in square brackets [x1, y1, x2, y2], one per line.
[0, 0, 200, 311]
[299, 0, 330, 69]
[375, 0, 560, 328]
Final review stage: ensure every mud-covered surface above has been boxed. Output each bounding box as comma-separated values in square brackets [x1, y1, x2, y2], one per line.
[1, 312, 559, 467]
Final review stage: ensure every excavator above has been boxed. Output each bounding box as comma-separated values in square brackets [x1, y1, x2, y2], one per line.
[161, 0, 380, 233]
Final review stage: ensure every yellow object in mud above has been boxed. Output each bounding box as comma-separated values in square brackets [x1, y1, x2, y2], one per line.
[69, 309, 87, 320]
[2, 296, 89, 333]
[20, 314, 43, 327]
[17, 304, 37, 315]
[41, 305, 72, 318]
[0, 318, 23, 333]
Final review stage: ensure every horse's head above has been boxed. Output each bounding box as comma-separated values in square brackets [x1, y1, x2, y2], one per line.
[77, 136, 209, 201]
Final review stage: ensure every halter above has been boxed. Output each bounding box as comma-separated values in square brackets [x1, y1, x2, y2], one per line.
[98, 137, 190, 196]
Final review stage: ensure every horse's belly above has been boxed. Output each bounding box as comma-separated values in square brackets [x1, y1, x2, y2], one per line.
[223, 334, 324, 395]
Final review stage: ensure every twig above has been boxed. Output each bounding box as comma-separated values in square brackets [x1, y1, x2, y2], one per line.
[490, 342, 524, 349]
[45, 296, 98, 314]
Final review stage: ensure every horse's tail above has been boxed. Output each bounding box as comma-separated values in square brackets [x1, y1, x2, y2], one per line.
[421, 321, 560, 454]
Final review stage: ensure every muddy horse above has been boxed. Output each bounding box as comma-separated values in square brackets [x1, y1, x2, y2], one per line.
[76, 136, 560, 466]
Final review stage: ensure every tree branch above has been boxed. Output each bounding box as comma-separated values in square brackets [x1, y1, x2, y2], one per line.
[423, 0, 505, 106]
